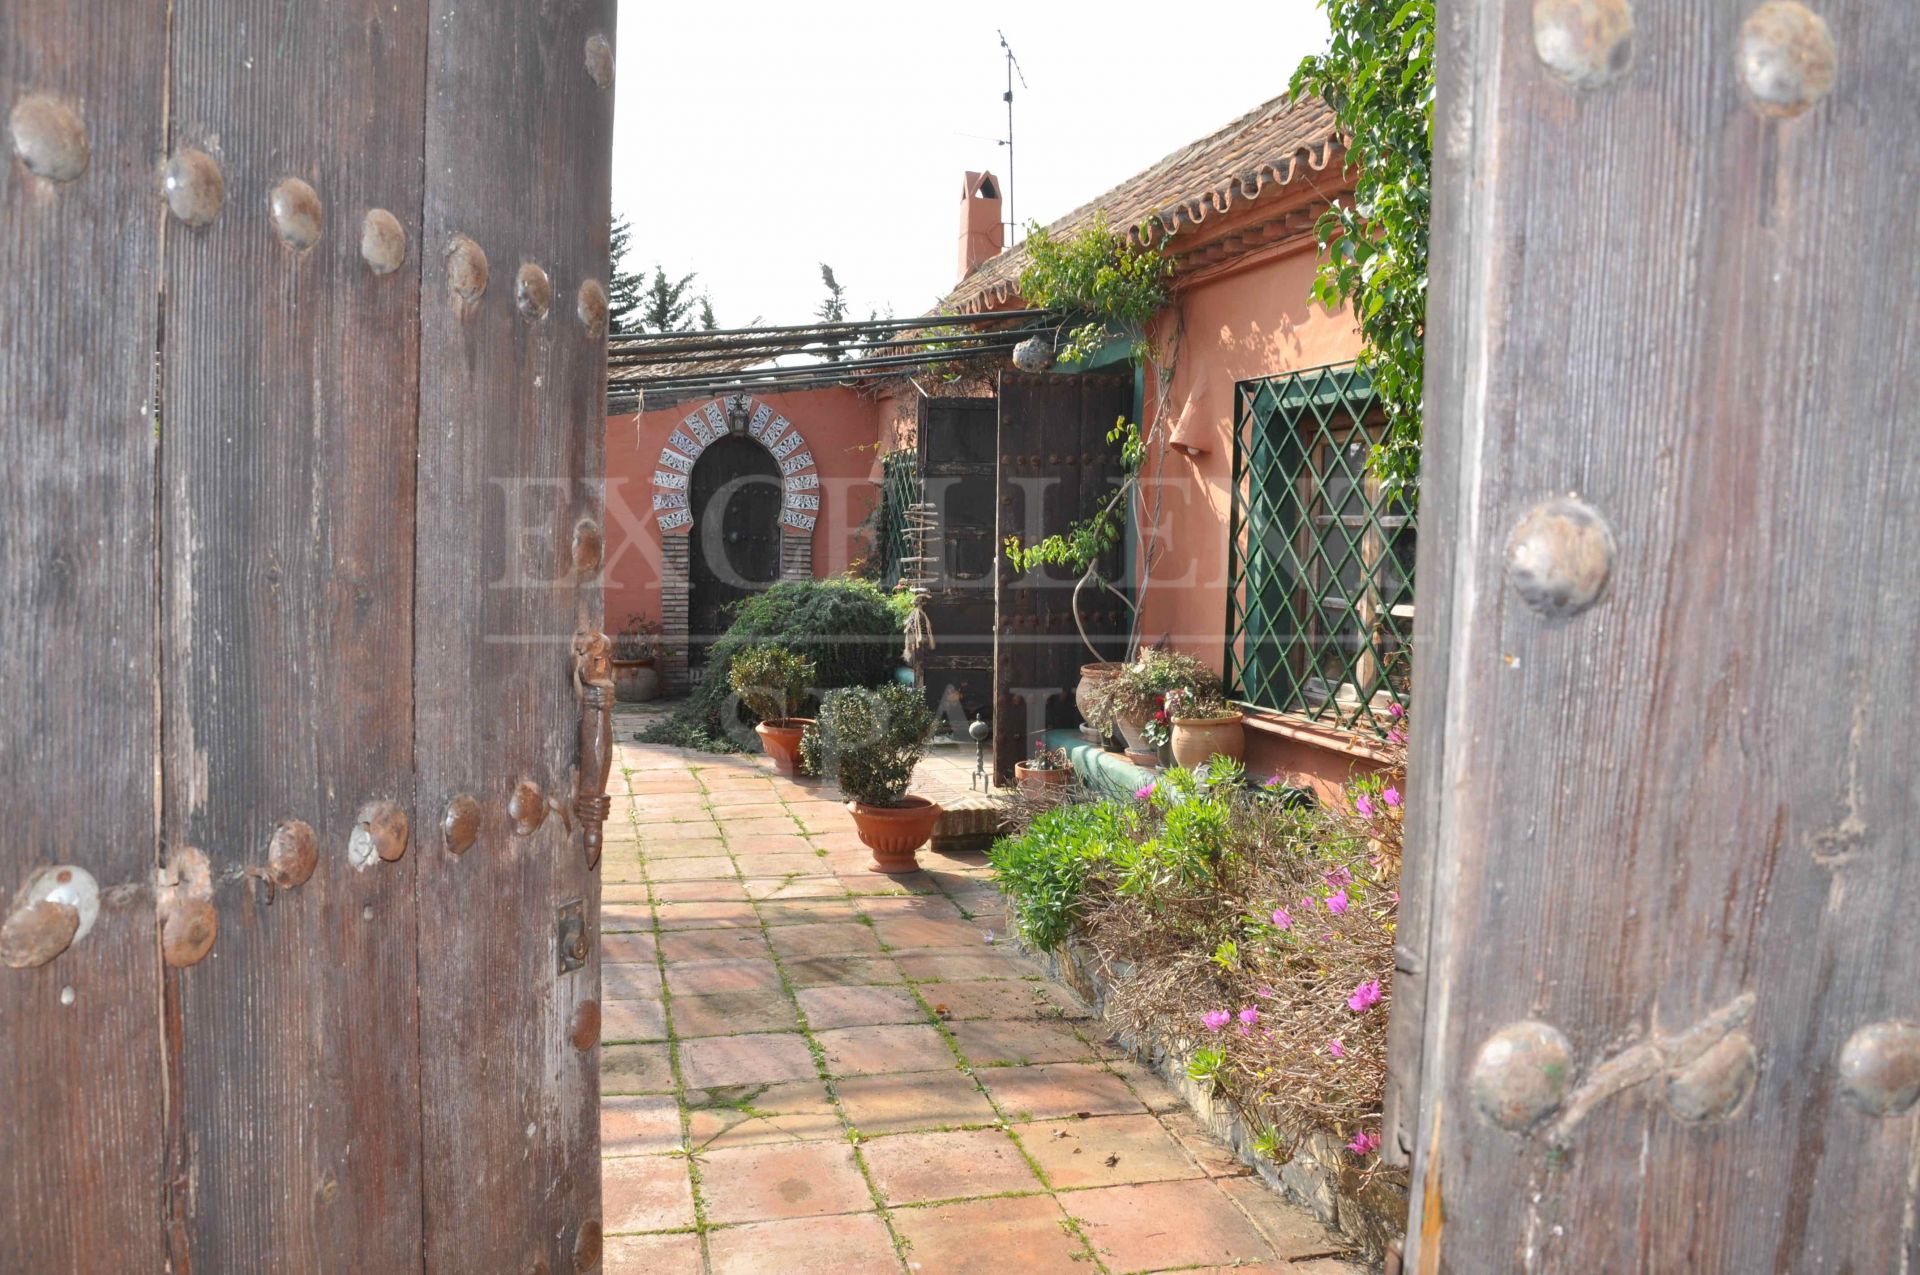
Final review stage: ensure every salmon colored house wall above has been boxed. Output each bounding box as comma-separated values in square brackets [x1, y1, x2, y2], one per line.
[604, 386, 885, 636]
[1133, 241, 1375, 794]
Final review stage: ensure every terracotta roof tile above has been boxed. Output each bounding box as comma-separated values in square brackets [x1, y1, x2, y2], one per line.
[941, 93, 1343, 314]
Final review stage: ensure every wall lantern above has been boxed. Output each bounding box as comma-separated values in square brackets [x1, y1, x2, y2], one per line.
[723, 392, 753, 436]
[1168, 385, 1213, 458]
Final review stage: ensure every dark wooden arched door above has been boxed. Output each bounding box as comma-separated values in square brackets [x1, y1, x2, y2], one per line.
[688, 434, 783, 669]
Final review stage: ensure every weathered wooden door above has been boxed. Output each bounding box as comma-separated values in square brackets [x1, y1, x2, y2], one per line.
[1, 3, 614, 1270]
[918, 396, 998, 728]
[689, 434, 784, 666]
[1397, 2, 1918, 1270]
[993, 371, 1133, 780]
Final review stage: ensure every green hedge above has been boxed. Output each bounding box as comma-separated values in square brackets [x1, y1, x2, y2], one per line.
[640, 576, 903, 753]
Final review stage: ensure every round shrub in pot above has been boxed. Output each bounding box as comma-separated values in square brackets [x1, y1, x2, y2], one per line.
[727, 645, 816, 777]
[813, 683, 939, 873]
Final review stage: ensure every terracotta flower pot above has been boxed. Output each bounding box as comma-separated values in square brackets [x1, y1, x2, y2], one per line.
[1123, 747, 1161, 771]
[755, 718, 812, 776]
[1075, 662, 1125, 743]
[1013, 762, 1071, 797]
[848, 795, 942, 873]
[1113, 708, 1151, 752]
[1170, 712, 1246, 771]
[612, 657, 659, 704]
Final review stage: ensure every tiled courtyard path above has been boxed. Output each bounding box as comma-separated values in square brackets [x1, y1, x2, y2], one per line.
[598, 730, 1363, 1274]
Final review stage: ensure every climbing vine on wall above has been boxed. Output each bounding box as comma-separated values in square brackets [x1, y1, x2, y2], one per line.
[1017, 215, 1173, 365]
[1292, 0, 1434, 498]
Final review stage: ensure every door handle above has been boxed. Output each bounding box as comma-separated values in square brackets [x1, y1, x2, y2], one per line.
[572, 630, 614, 869]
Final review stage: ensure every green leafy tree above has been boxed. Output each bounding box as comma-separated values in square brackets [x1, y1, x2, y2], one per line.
[817, 263, 850, 360]
[607, 214, 644, 335]
[1291, 0, 1434, 498]
[635, 266, 713, 334]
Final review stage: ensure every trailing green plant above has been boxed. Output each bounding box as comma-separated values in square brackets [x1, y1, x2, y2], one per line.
[812, 683, 933, 808]
[640, 576, 902, 752]
[1165, 685, 1234, 720]
[1086, 649, 1221, 736]
[988, 800, 1138, 951]
[1291, 0, 1435, 498]
[1016, 216, 1173, 365]
[726, 644, 816, 724]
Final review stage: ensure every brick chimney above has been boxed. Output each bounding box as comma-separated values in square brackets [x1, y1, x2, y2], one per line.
[957, 171, 1004, 282]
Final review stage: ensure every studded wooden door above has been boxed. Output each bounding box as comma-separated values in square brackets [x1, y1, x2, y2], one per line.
[918, 396, 998, 729]
[688, 434, 785, 668]
[1397, 2, 1919, 1270]
[993, 371, 1133, 781]
[1, 3, 615, 1270]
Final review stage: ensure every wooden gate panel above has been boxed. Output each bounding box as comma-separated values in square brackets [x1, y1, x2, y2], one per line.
[413, 1, 614, 1268]
[994, 372, 1131, 779]
[918, 397, 997, 724]
[1404, 2, 1920, 1269]
[0, 8, 171, 1270]
[157, 1, 431, 1266]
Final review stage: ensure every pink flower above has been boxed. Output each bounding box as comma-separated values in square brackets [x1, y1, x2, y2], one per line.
[1387, 727, 1407, 745]
[1271, 907, 1293, 931]
[1202, 1009, 1232, 1032]
[1238, 1006, 1259, 1027]
[1387, 702, 1404, 719]
[1354, 794, 1376, 818]
[1263, 773, 1284, 788]
[1256, 985, 1276, 999]
[1134, 783, 1155, 800]
[1346, 1130, 1380, 1157]
[1327, 1038, 1346, 1058]
[1325, 888, 1350, 915]
[1383, 786, 1401, 808]
[1346, 979, 1383, 1013]
[1324, 865, 1353, 888]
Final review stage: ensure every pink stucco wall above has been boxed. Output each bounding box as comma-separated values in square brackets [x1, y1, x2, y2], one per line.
[604, 386, 884, 634]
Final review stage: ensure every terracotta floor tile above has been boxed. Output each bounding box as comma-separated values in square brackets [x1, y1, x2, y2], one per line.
[870, 915, 988, 951]
[603, 964, 663, 999]
[658, 928, 770, 964]
[947, 1018, 1099, 1067]
[894, 951, 1024, 982]
[837, 872, 940, 896]
[734, 851, 832, 878]
[889, 1194, 1088, 1275]
[814, 1024, 955, 1077]
[601, 1043, 677, 1096]
[717, 801, 790, 820]
[600, 1153, 696, 1233]
[646, 855, 737, 882]
[1015, 1114, 1206, 1189]
[601, 1094, 684, 1157]
[698, 1140, 874, 1224]
[653, 899, 762, 931]
[924, 979, 1085, 1022]
[602, 998, 668, 1044]
[670, 990, 798, 1038]
[602, 932, 657, 965]
[807, 832, 869, 853]
[835, 1069, 1001, 1137]
[743, 875, 848, 901]
[651, 878, 751, 904]
[604, 1231, 703, 1275]
[602, 902, 654, 932]
[705, 1213, 898, 1275]
[679, 1031, 818, 1088]
[795, 984, 926, 1030]
[757, 897, 861, 928]
[855, 894, 966, 923]
[767, 922, 884, 960]
[603, 883, 651, 903]
[1216, 1175, 1355, 1260]
[860, 1127, 1041, 1205]
[724, 815, 804, 837]
[781, 956, 904, 988]
[638, 836, 732, 859]
[1061, 1179, 1275, 1272]
[729, 831, 818, 853]
[981, 1064, 1147, 1122]
[1160, 1107, 1255, 1177]
[666, 958, 785, 997]
[686, 1078, 843, 1151]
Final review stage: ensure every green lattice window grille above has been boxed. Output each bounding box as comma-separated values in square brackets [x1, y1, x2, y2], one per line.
[877, 450, 921, 589]
[1227, 363, 1414, 736]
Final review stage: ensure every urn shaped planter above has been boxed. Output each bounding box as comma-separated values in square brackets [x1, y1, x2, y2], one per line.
[1170, 712, 1246, 771]
[849, 796, 942, 873]
[755, 718, 812, 777]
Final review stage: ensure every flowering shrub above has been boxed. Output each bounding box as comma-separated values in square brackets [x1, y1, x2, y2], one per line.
[989, 723, 1409, 1169]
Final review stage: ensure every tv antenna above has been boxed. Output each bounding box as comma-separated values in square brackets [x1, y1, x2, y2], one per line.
[997, 30, 1028, 245]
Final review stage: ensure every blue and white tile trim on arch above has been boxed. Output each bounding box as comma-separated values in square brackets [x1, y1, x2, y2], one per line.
[650, 396, 819, 536]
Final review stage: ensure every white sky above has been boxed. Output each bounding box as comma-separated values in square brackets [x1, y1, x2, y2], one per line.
[611, 0, 1331, 328]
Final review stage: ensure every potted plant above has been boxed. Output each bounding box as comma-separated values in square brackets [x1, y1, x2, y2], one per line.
[1167, 686, 1246, 771]
[813, 683, 939, 873]
[1013, 739, 1072, 797]
[728, 644, 817, 776]
[1089, 649, 1221, 754]
[610, 616, 663, 703]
